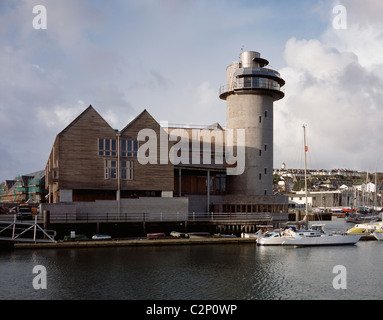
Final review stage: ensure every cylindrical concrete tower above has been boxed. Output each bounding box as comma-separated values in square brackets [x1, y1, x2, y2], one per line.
[219, 51, 285, 196]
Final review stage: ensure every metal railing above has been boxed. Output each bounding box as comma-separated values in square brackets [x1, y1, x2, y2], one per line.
[0, 216, 56, 243]
[219, 78, 285, 96]
[43, 211, 273, 223]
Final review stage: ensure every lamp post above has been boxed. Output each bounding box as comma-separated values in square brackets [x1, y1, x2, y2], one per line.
[117, 131, 121, 218]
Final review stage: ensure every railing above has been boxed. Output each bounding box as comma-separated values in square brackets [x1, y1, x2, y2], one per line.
[42, 211, 273, 223]
[0, 216, 56, 243]
[219, 78, 285, 96]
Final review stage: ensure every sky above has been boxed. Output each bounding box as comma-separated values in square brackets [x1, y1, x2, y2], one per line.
[1, 0, 383, 182]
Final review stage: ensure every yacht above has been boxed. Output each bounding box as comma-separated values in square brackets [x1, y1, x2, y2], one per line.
[282, 231, 361, 247]
[257, 224, 325, 246]
[256, 227, 295, 246]
[268, 125, 361, 247]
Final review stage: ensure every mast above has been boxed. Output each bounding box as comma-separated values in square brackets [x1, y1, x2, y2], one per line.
[374, 160, 378, 211]
[303, 124, 309, 229]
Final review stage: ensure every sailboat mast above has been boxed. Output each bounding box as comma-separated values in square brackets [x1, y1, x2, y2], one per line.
[303, 124, 308, 228]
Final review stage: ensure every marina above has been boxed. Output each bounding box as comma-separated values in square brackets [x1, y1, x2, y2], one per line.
[2, 0, 383, 304]
[1, 217, 383, 300]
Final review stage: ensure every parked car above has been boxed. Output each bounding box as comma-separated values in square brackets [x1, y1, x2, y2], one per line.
[16, 206, 33, 220]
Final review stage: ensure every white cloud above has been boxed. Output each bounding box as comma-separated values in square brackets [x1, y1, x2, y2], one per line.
[274, 1, 383, 171]
[2, 0, 383, 183]
[37, 100, 86, 129]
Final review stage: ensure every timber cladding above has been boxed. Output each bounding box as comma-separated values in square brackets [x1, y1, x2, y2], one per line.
[45, 106, 174, 200]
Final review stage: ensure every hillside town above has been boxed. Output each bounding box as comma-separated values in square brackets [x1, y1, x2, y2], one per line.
[273, 163, 382, 211]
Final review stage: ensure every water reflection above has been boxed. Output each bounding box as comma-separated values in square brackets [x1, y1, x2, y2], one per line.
[1, 219, 383, 300]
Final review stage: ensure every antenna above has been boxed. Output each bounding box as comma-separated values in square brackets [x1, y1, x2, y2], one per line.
[239, 46, 244, 60]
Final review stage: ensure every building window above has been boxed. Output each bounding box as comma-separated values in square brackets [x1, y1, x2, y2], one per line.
[111, 139, 117, 157]
[259, 173, 262, 180]
[105, 139, 110, 156]
[215, 174, 226, 193]
[105, 160, 134, 180]
[99, 138, 116, 157]
[99, 138, 138, 158]
[110, 161, 117, 179]
[259, 150, 262, 156]
[105, 160, 117, 179]
[98, 139, 104, 156]
[264, 144, 268, 151]
[259, 116, 262, 123]
[264, 190, 267, 195]
[265, 111, 268, 118]
[121, 161, 134, 180]
[121, 140, 138, 158]
[264, 168, 267, 175]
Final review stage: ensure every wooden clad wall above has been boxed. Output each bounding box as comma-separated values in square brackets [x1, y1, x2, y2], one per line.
[45, 106, 174, 202]
[58, 106, 117, 190]
[120, 110, 174, 191]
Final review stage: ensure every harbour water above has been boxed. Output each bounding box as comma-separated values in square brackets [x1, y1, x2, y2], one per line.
[1, 218, 382, 300]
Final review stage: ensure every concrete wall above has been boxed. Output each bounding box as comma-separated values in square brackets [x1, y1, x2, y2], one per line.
[226, 93, 274, 196]
[40, 197, 189, 221]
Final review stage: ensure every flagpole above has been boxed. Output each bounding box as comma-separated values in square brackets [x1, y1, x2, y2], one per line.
[303, 124, 308, 229]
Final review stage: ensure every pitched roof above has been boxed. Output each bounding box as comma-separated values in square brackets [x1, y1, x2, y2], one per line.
[120, 109, 159, 134]
[58, 105, 115, 136]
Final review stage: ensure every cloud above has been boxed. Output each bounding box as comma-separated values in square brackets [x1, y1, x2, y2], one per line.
[1, 0, 382, 183]
[274, 1, 383, 171]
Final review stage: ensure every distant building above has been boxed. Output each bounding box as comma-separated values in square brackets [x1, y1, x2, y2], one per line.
[0, 170, 47, 203]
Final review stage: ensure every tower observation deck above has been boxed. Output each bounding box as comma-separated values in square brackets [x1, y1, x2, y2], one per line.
[220, 50, 285, 197]
[219, 51, 285, 101]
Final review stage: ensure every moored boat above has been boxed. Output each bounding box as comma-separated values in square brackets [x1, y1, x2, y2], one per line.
[282, 233, 361, 247]
[346, 222, 382, 236]
[187, 232, 211, 239]
[170, 231, 188, 238]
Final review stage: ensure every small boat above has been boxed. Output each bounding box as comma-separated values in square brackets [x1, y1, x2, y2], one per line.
[170, 231, 188, 238]
[92, 234, 112, 240]
[241, 232, 259, 238]
[214, 233, 237, 238]
[147, 233, 166, 239]
[187, 232, 211, 239]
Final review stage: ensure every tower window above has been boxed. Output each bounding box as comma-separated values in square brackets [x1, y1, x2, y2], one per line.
[259, 150, 262, 156]
[265, 111, 268, 117]
[264, 144, 268, 151]
[264, 168, 267, 175]
[259, 116, 262, 123]
[259, 173, 262, 180]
